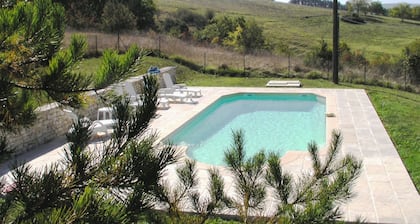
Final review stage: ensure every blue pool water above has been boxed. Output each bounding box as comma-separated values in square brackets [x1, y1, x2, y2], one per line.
[166, 93, 326, 166]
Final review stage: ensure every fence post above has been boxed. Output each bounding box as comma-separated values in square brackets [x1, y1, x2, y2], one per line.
[158, 35, 161, 57]
[95, 35, 98, 56]
[117, 32, 120, 52]
[203, 52, 207, 70]
[243, 54, 246, 72]
[364, 61, 367, 83]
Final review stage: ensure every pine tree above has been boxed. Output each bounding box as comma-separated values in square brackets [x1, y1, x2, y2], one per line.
[0, 0, 142, 154]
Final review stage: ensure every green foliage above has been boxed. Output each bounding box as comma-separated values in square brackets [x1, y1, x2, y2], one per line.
[306, 71, 325, 79]
[403, 39, 420, 84]
[170, 55, 250, 77]
[305, 39, 332, 72]
[0, 0, 66, 130]
[101, 0, 136, 33]
[64, 116, 93, 184]
[266, 130, 362, 223]
[175, 8, 208, 29]
[197, 14, 267, 52]
[95, 45, 142, 88]
[369, 1, 386, 15]
[160, 17, 189, 37]
[0, 87, 36, 131]
[29, 186, 129, 223]
[159, 8, 209, 38]
[123, 0, 156, 30]
[6, 163, 68, 221]
[108, 75, 159, 152]
[171, 55, 203, 71]
[42, 35, 92, 108]
[122, 137, 179, 216]
[224, 129, 266, 223]
[55, 0, 106, 28]
[158, 159, 230, 224]
[1, 77, 180, 222]
[412, 6, 420, 21]
[350, 0, 369, 16]
[390, 4, 412, 22]
[56, 0, 156, 30]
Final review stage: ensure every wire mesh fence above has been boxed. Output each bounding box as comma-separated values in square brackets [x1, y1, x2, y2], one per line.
[63, 30, 418, 90]
[64, 31, 296, 74]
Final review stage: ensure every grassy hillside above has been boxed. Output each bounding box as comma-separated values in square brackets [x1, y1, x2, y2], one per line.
[156, 0, 420, 59]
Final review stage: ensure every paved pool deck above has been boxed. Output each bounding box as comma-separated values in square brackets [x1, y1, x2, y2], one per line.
[1, 87, 419, 223]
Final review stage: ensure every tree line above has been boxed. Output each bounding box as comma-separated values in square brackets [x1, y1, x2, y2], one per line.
[289, 0, 420, 22]
[51, 0, 156, 30]
[289, 0, 346, 9]
[346, 0, 420, 21]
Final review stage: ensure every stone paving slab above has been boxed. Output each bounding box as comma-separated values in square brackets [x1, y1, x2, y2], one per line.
[1, 87, 419, 223]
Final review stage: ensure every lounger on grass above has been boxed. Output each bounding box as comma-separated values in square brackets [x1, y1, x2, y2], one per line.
[266, 80, 302, 87]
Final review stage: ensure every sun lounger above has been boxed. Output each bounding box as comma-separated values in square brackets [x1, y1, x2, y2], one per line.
[64, 108, 116, 137]
[162, 73, 202, 97]
[158, 97, 170, 109]
[158, 88, 197, 104]
[266, 80, 302, 87]
[162, 73, 187, 89]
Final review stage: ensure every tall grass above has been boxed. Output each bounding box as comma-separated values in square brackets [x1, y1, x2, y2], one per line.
[64, 30, 293, 73]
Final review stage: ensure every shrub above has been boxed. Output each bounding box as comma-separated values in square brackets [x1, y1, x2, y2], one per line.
[306, 71, 324, 79]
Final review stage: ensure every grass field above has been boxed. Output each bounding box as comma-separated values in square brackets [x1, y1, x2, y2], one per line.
[77, 55, 420, 192]
[156, 0, 420, 59]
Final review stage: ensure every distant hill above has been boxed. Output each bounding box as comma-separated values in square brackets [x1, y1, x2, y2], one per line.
[157, 0, 420, 59]
[383, 3, 420, 9]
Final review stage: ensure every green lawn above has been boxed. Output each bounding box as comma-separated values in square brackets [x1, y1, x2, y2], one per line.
[78, 56, 420, 192]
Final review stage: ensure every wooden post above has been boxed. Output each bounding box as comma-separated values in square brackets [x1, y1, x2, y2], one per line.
[117, 32, 120, 52]
[203, 52, 207, 69]
[95, 35, 98, 56]
[332, 0, 339, 84]
[243, 54, 246, 72]
[158, 35, 161, 57]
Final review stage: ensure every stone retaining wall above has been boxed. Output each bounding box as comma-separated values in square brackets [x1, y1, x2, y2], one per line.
[6, 66, 176, 155]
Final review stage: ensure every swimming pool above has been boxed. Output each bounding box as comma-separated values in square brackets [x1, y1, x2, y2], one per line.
[166, 93, 326, 166]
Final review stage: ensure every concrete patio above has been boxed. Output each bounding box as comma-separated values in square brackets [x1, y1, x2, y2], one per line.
[1, 87, 419, 223]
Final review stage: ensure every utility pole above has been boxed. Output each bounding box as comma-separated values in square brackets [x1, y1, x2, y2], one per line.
[332, 0, 339, 84]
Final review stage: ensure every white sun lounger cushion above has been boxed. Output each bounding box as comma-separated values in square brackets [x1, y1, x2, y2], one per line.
[266, 80, 302, 87]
